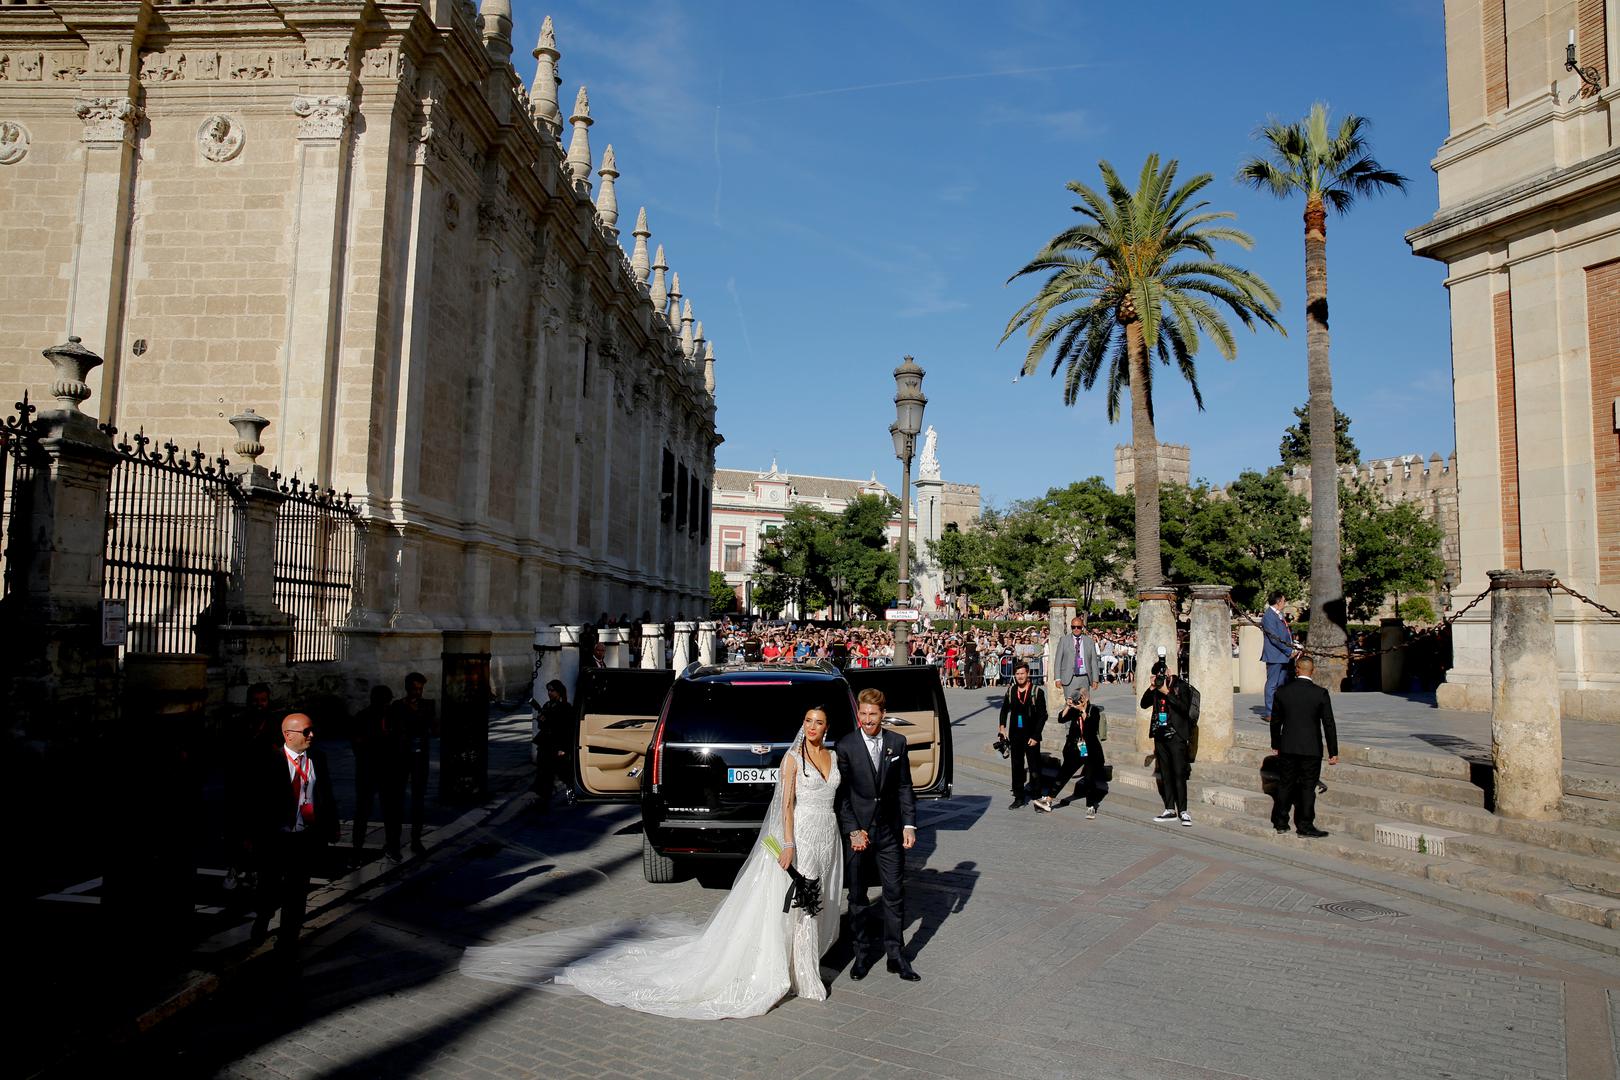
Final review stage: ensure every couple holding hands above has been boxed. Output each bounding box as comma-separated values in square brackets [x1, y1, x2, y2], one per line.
[461, 687, 920, 1019]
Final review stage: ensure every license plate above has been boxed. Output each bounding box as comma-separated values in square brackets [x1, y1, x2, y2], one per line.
[727, 767, 779, 784]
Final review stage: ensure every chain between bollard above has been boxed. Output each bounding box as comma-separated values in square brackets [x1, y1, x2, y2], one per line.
[1551, 579, 1620, 621]
[1223, 585, 1491, 662]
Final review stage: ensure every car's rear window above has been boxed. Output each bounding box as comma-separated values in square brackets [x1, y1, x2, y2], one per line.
[664, 678, 855, 744]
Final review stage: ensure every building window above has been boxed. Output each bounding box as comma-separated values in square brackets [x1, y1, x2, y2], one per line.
[723, 544, 744, 572]
[661, 450, 674, 524]
[676, 461, 689, 532]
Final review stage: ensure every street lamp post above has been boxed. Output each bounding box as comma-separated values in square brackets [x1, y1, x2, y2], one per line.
[890, 356, 926, 665]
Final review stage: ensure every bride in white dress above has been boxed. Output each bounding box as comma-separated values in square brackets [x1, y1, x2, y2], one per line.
[459, 708, 844, 1019]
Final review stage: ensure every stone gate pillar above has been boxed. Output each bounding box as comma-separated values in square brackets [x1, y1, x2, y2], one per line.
[672, 621, 695, 671]
[640, 622, 666, 670]
[697, 620, 718, 666]
[1489, 570, 1563, 820]
[1188, 585, 1234, 762]
[1135, 588, 1178, 749]
[218, 411, 292, 703]
[2, 338, 121, 749]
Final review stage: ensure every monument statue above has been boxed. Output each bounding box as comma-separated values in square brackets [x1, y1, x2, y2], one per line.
[918, 425, 940, 480]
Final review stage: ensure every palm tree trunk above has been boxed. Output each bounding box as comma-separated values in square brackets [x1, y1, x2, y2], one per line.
[1126, 320, 1162, 590]
[1303, 195, 1348, 687]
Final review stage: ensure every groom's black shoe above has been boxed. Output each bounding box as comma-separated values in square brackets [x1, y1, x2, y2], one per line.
[887, 957, 921, 982]
[849, 957, 871, 981]
[1009, 798, 1027, 810]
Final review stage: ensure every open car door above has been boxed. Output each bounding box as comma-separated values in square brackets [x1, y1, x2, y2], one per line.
[843, 665, 952, 799]
[573, 668, 676, 802]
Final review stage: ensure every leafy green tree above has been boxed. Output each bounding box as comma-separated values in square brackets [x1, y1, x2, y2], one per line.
[1239, 103, 1407, 676]
[709, 571, 736, 617]
[833, 494, 901, 616]
[1003, 155, 1283, 592]
[1279, 402, 1360, 469]
[1227, 467, 1310, 605]
[926, 527, 998, 607]
[1023, 479, 1134, 609]
[750, 505, 837, 617]
[1398, 596, 1437, 624]
[1338, 482, 1445, 622]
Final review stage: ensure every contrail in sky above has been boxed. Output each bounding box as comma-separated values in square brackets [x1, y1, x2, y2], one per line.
[722, 62, 1096, 107]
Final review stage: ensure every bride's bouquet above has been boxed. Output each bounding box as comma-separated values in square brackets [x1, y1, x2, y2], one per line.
[762, 836, 823, 917]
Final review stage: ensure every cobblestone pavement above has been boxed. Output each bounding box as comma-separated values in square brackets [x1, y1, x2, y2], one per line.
[119, 687, 1618, 1080]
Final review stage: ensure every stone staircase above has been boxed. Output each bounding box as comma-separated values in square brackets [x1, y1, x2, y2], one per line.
[1102, 728, 1620, 931]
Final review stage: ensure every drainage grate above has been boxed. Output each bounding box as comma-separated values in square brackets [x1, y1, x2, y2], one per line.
[1317, 900, 1410, 921]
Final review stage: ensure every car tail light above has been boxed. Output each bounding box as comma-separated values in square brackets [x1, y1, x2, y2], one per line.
[650, 693, 672, 790]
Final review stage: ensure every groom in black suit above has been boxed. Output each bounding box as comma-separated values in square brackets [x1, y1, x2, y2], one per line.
[834, 687, 920, 982]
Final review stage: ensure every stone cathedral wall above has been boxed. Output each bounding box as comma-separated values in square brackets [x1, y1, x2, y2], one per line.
[0, 1, 721, 700]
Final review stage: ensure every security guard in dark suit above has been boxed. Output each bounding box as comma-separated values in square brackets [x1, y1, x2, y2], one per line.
[1269, 654, 1338, 837]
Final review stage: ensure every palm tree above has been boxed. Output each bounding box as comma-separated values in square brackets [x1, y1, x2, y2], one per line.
[1238, 104, 1407, 683]
[1002, 155, 1283, 592]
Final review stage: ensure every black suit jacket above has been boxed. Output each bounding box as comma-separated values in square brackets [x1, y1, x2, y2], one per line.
[249, 744, 340, 846]
[999, 683, 1047, 743]
[834, 729, 917, 839]
[1270, 677, 1337, 758]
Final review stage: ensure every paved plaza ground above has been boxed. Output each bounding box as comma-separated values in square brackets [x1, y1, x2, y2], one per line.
[97, 685, 1618, 1080]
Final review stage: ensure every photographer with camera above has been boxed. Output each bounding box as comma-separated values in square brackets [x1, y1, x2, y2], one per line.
[997, 659, 1046, 809]
[1140, 655, 1195, 826]
[1032, 687, 1108, 818]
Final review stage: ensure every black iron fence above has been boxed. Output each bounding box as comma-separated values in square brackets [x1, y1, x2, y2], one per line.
[272, 474, 361, 663]
[102, 429, 243, 655]
[0, 393, 40, 598]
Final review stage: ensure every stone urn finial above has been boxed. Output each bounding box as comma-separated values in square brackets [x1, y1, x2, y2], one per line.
[229, 408, 271, 466]
[42, 335, 103, 412]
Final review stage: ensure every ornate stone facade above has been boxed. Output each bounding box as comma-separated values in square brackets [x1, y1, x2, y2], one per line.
[1407, 0, 1617, 722]
[0, 3, 721, 696]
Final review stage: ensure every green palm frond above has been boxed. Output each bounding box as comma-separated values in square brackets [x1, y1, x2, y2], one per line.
[1237, 102, 1409, 211]
[1002, 154, 1284, 423]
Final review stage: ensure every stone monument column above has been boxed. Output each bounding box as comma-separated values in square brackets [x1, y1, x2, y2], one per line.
[280, 89, 356, 483]
[601, 626, 627, 668]
[696, 620, 718, 666]
[1489, 570, 1563, 820]
[59, 8, 148, 421]
[219, 410, 293, 694]
[1237, 622, 1264, 694]
[1188, 585, 1234, 763]
[1046, 599, 1076, 684]
[1135, 588, 1179, 750]
[640, 622, 666, 669]
[555, 624, 583, 698]
[672, 621, 695, 671]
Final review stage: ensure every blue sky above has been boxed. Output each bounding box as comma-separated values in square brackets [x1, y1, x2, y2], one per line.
[509, 0, 1453, 510]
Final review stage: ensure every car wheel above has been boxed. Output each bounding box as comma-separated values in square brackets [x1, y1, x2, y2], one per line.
[642, 833, 678, 883]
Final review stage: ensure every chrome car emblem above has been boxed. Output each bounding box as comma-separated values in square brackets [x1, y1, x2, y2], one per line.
[751, 744, 770, 756]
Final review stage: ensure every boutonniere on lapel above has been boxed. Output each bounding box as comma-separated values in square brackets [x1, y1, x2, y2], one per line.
[883, 751, 899, 762]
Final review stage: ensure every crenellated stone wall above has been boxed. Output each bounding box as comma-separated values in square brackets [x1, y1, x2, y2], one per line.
[1285, 452, 1462, 588]
[0, 2, 722, 701]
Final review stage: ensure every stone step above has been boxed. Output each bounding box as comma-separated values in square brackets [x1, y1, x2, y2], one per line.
[1102, 772, 1620, 932]
[1189, 761, 1620, 859]
[1222, 744, 1488, 805]
[1561, 795, 1620, 831]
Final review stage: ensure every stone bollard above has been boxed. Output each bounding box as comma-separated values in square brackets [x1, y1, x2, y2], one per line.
[1489, 570, 1563, 820]
[1379, 618, 1406, 692]
[556, 624, 583, 699]
[1046, 598, 1075, 683]
[640, 622, 666, 669]
[1237, 623, 1264, 694]
[601, 627, 628, 669]
[672, 621, 695, 670]
[697, 620, 718, 666]
[1188, 586, 1234, 762]
[1135, 588, 1178, 750]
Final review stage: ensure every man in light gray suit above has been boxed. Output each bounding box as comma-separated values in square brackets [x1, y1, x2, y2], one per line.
[1051, 612, 1101, 707]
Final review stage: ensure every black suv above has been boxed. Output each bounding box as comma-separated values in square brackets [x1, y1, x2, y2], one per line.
[572, 662, 953, 882]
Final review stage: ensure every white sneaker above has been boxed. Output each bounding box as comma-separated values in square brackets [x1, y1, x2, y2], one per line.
[1179, 811, 1193, 826]
[1085, 807, 1098, 820]
[1033, 797, 1053, 813]
[1153, 810, 1178, 822]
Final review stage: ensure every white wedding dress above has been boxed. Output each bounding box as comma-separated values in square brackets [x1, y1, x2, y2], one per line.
[459, 738, 844, 1019]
